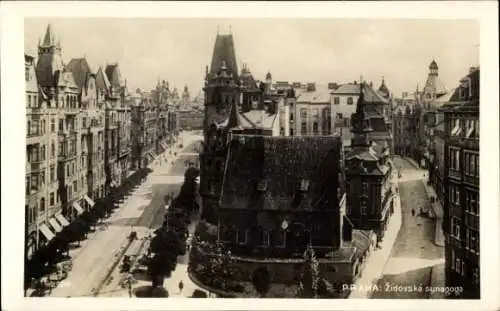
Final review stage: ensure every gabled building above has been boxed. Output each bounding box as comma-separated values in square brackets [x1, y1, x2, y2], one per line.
[66, 57, 105, 206]
[345, 82, 395, 241]
[104, 63, 131, 187]
[35, 24, 87, 227]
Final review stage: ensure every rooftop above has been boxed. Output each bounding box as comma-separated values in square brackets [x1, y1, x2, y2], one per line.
[221, 135, 342, 211]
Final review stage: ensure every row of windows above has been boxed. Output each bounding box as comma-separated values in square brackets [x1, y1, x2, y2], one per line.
[220, 228, 314, 247]
[450, 117, 479, 139]
[27, 119, 46, 137]
[450, 218, 479, 255]
[449, 148, 479, 176]
[450, 250, 480, 286]
[26, 94, 39, 108]
[333, 97, 354, 105]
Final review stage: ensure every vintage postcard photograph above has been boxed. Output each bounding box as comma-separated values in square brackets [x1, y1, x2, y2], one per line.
[1, 2, 499, 311]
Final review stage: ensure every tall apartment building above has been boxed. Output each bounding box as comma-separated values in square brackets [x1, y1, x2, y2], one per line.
[25, 52, 54, 259]
[35, 25, 90, 228]
[130, 90, 158, 168]
[442, 67, 480, 299]
[66, 58, 105, 205]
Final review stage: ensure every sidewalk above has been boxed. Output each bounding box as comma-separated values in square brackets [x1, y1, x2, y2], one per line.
[421, 179, 445, 247]
[349, 177, 402, 298]
[50, 135, 199, 297]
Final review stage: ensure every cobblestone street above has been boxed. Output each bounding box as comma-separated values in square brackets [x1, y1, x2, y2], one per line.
[373, 157, 444, 298]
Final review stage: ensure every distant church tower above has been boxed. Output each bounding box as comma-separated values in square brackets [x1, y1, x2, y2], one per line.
[422, 60, 447, 107]
[36, 24, 65, 89]
[200, 31, 241, 224]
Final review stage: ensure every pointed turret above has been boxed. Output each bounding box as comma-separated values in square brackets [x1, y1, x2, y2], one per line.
[378, 77, 390, 98]
[350, 82, 373, 148]
[209, 33, 238, 78]
[36, 23, 64, 87]
[227, 96, 241, 129]
[42, 24, 56, 47]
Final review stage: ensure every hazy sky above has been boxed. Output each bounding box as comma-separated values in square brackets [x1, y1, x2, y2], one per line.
[24, 18, 479, 97]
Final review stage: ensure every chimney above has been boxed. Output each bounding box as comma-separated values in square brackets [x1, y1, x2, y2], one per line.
[328, 82, 339, 90]
[469, 66, 476, 74]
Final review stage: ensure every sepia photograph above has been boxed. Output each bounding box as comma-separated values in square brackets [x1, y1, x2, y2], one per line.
[1, 2, 499, 311]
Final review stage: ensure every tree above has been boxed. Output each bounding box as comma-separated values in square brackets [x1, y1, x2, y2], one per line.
[150, 230, 181, 255]
[147, 251, 177, 287]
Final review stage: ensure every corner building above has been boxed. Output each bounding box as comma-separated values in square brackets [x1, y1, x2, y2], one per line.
[441, 68, 480, 299]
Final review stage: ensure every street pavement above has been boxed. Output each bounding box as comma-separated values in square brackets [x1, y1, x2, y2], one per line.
[372, 157, 444, 299]
[50, 132, 202, 297]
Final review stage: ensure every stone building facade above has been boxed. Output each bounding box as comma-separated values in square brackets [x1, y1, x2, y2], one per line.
[345, 82, 395, 241]
[441, 67, 480, 299]
[25, 23, 181, 259]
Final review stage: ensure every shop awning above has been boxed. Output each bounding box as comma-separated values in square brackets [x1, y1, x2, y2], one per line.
[55, 213, 70, 227]
[72, 201, 84, 215]
[84, 194, 95, 207]
[48, 217, 63, 233]
[39, 224, 55, 242]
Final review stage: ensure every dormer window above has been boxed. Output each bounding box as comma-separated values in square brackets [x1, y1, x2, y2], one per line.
[451, 118, 462, 137]
[257, 180, 267, 191]
[299, 179, 310, 191]
[465, 119, 475, 138]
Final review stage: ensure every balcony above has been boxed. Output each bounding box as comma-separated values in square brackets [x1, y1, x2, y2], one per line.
[58, 151, 77, 161]
[448, 170, 462, 181]
[28, 160, 45, 172]
[463, 175, 479, 187]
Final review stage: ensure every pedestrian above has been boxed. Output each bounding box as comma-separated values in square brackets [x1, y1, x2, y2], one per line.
[128, 278, 133, 298]
[411, 208, 415, 217]
[179, 280, 184, 293]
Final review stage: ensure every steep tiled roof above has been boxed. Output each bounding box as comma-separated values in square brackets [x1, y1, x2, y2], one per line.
[332, 83, 361, 95]
[105, 64, 123, 87]
[66, 58, 93, 89]
[240, 67, 259, 90]
[95, 67, 111, 91]
[41, 24, 56, 47]
[210, 34, 238, 78]
[221, 135, 342, 211]
[364, 83, 389, 103]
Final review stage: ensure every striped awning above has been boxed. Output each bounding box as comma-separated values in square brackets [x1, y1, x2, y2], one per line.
[84, 194, 95, 207]
[55, 213, 70, 227]
[39, 224, 55, 242]
[72, 201, 84, 215]
[48, 217, 63, 233]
